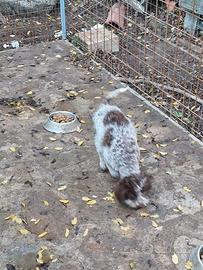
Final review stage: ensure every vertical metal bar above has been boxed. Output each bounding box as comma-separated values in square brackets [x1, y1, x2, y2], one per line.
[60, 0, 66, 39]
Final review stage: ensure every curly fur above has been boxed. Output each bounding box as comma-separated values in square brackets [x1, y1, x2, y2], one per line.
[93, 104, 151, 209]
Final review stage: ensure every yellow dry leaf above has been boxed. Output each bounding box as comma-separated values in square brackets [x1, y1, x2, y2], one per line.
[71, 217, 77, 225]
[54, 147, 63, 151]
[55, 54, 62, 58]
[137, 104, 144, 107]
[151, 220, 159, 228]
[134, 123, 139, 128]
[57, 185, 67, 191]
[120, 225, 130, 232]
[80, 120, 86, 124]
[177, 205, 183, 211]
[153, 153, 160, 160]
[34, 219, 41, 225]
[172, 254, 179, 265]
[83, 228, 89, 237]
[183, 186, 191, 192]
[18, 228, 29, 235]
[108, 80, 113, 84]
[59, 199, 69, 205]
[112, 218, 124, 225]
[17, 64, 24, 68]
[36, 267, 40, 270]
[38, 231, 48, 238]
[65, 228, 70, 238]
[94, 96, 101, 99]
[76, 127, 83, 133]
[21, 202, 26, 208]
[173, 208, 180, 213]
[160, 144, 168, 147]
[142, 134, 149, 138]
[144, 109, 150, 114]
[127, 114, 132, 118]
[201, 200, 203, 207]
[140, 212, 149, 217]
[172, 138, 178, 142]
[6, 215, 22, 224]
[129, 260, 136, 269]
[26, 91, 33, 95]
[77, 140, 84, 146]
[185, 260, 193, 269]
[86, 200, 97, 205]
[49, 137, 57, 141]
[43, 146, 49, 150]
[82, 196, 91, 202]
[159, 151, 168, 156]
[103, 192, 115, 202]
[46, 182, 52, 187]
[9, 147, 16, 152]
[140, 147, 147, 152]
[140, 158, 144, 163]
[42, 200, 49, 206]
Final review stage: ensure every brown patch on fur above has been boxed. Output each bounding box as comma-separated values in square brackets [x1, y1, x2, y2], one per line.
[115, 177, 138, 203]
[103, 128, 113, 147]
[103, 110, 128, 126]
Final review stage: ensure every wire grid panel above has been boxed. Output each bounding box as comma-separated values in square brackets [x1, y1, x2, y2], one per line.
[66, 0, 203, 141]
[0, 0, 61, 50]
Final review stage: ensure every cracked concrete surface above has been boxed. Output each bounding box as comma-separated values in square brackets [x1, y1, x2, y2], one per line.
[0, 41, 202, 270]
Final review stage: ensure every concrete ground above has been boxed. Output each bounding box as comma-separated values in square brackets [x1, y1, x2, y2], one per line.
[0, 41, 202, 270]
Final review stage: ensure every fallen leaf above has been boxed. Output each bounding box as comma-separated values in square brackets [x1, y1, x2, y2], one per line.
[140, 212, 149, 217]
[5, 215, 22, 224]
[112, 218, 124, 225]
[144, 109, 150, 114]
[26, 91, 33, 95]
[34, 219, 41, 225]
[46, 182, 52, 187]
[185, 260, 193, 269]
[183, 186, 191, 192]
[54, 147, 63, 151]
[71, 217, 77, 225]
[17, 64, 24, 68]
[76, 127, 83, 133]
[172, 254, 179, 265]
[177, 205, 183, 211]
[172, 138, 178, 142]
[65, 228, 70, 237]
[153, 153, 161, 160]
[129, 260, 136, 269]
[140, 147, 147, 152]
[86, 199, 97, 205]
[160, 144, 168, 147]
[201, 200, 203, 207]
[80, 120, 86, 124]
[127, 114, 132, 118]
[134, 123, 140, 128]
[173, 208, 180, 213]
[59, 199, 69, 205]
[57, 185, 67, 191]
[151, 220, 159, 228]
[42, 200, 49, 206]
[108, 80, 113, 84]
[9, 147, 16, 152]
[120, 225, 130, 232]
[38, 231, 48, 238]
[55, 54, 62, 58]
[83, 228, 89, 236]
[82, 196, 91, 202]
[94, 96, 101, 99]
[21, 202, 26, 208]
[159, 151, 168, 156]
[103, 192, 115, 202]
[77, 140, 84, 146]
[49, 137, 57, 141]
[18, 228, 29, 235]
[142, 134, 149, 138]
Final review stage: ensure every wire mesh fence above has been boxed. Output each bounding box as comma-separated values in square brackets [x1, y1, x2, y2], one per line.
[0, 0, 61, 50]
[66, 0, 203, 141]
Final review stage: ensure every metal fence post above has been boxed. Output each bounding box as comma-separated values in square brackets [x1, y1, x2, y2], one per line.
[60, 0, 66, 39]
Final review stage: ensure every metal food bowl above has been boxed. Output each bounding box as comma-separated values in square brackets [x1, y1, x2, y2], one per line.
[43, 111, 81, 134]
